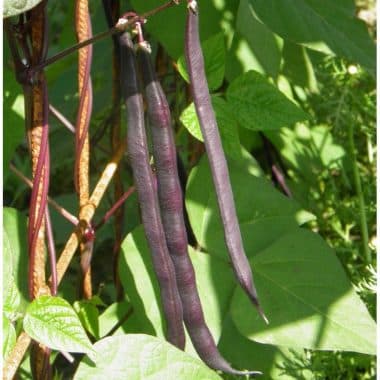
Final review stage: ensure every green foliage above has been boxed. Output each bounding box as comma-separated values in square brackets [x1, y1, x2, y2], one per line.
[3, 0, 376, 379]
[218, 315, 313, 379]
[3, 208, 29, 314]
[227, 0, 282, 80]
[227, 71, 310, 130]
[118, 169, 375, 362]
[3, 0, 44, 17]
[3, 65, 25, 179]
[97, 300, 132, 338]
[231, 229, 376, 354]
[23, 296, 95, 357]
[248, 0, 375, 73]
[74, 334, 223, 380]
[3, 317, 17, 360]
[186, 154, 314, 257]
[130, 0, 239, 59]
[73, 299, 101, 339]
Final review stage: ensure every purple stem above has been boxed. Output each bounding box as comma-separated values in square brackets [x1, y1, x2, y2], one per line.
[260, 132, 292, 197]
[27, 1, 181, 75]
[94, 186, 135, 230]
[271, 165, 292, 198]
[9, 163, 79, 226]
[45, 208, 57, 296]
[28, 78, 50, 299]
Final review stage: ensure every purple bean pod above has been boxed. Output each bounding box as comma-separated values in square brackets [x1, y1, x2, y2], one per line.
[119, 31, 185, 349]
[185, 1, 267, 323]
[137, 44, 260, 376]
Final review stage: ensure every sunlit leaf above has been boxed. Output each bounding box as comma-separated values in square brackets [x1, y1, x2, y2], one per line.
[74, 334, 222, 380]
[3, 0, 44, 17]
[23, 296, 95, 357]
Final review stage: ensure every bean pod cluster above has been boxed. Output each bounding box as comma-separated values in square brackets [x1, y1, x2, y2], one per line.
[115, 0, 265, 375]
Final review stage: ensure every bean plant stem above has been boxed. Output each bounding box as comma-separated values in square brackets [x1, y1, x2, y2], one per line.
[10, 163, 79, 226]
[75, 0, 93, 300]
[347, 122, 371, 264]
[45, 208, 58, 295]
[3, 332, 32, 380]
[27, 9, 53, 374]
[94, 186, 135, 230]
[28, 4, 51, 303]
[49, 104, 76, 133]
[29, 1, 181, 75]
[54, 141, 127, 286]
[334, 78, 371, 264]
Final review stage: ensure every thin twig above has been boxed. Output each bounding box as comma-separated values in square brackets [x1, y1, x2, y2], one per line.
[347, 123, 371, 263]
[45, 208, 58, 296]
[271, 164, 292, 198]
[94, 186, 135, 230]
[334, 80, 371, 264]
[28, 1, 181, 74]
[54, 141, 126, 286]
[104, 307, 134, 337]
[49, 104, 76, 133]
[10, 163, 79, 226]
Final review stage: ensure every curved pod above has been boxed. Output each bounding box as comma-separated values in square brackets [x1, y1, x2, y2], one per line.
[119, 32, 185, 349]
[185, 1, 267, 323]
[138, 44, 260, 375]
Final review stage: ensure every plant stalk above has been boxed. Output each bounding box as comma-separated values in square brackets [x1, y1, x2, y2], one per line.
[347, 123, 371, 264]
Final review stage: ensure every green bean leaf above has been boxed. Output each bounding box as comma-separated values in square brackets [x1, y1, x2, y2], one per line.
[129, 1, 238, 60]
[3, 317, 16, 360]
[73, 300, 100, 339]
[74, 334, 222, 380]
[3, 0, 44, 18]
[248, 0, 375, 73]
[226, 0, 282, 81]
[98, 300, 133, 338]
[218, 315, 313, 379]
[227, 71, 310, 131]
[3, 208, 28, 315]
[231, 229, 376, 354]
[23, 296, 95, 358]
[186, 155, 375, 354]
[266, 124, 346, 175]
